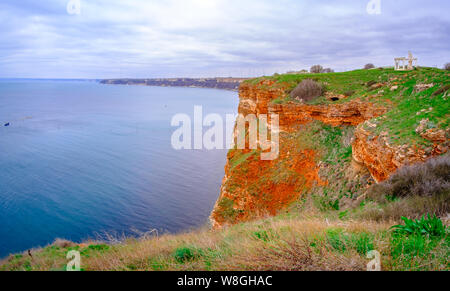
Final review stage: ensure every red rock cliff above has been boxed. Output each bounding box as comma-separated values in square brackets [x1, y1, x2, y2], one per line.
[210, 81, 387, 228]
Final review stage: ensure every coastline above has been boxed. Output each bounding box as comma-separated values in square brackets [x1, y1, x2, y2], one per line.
[100, 77, 249, 92]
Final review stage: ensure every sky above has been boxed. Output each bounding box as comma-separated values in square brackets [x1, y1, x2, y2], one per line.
[0, 0, 449, 78]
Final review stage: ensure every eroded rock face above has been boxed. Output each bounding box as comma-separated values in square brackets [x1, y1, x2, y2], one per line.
[210, 146, 323, 229]
[238, 81, 386, 128]
[238, 81, 289, 115]
[269, 100, 386, 130]
[352, 123, 449, 183]
[416, 118, 449, 144]
[210, 82, 387, 228]
[211, 80, 448, 228]
[352, 128, 424, 182]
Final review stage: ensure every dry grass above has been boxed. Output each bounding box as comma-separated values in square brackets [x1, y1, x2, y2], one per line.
[1, 214, 447, 271]
[1, 216, 400, 271]
[355, 194, 449, 222]
[228, 235, 366, 271]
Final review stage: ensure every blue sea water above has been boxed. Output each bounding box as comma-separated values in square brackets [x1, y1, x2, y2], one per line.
[0, 80, 238, 258]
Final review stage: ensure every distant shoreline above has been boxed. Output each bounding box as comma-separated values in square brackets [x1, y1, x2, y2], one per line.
[100, 77, 249, 91]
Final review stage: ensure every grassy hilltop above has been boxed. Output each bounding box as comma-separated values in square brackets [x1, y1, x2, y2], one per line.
[252, 67, 449, 146]
[1, 67, 449, 271]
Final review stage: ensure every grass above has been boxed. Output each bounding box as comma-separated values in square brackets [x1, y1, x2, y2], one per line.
[246, 67, 449, 146]
[388, 232, 449, 271]
[2, 213, 447, 271]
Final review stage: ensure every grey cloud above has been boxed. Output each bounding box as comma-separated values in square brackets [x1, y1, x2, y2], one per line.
[0, 0, 449, 78]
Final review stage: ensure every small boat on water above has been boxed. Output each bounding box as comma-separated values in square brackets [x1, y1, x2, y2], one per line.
[4, 123, 10, 127]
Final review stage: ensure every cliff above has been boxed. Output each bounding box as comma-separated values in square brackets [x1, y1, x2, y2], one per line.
[211, 68, 449, 228]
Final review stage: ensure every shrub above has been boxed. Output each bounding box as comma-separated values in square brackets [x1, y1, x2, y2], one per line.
[364, 63, 375, 70]
[444, 63, 450, 71]
[310, 65, 324, 74]
[173, 246, 203, 263]
[362, 155, 450, 220]
[356, 194, 449, 221]
[368, 154, 450, 199]
[391, 215, 447, 238]
[290, 79, 324, 102]
[322, 68, 334, 73]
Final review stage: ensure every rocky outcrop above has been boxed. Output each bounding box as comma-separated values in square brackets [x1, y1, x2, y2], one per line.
[238, 81, 386, 129]
[238, 80, 290, 115]
[353, 119, 449, 182]
[210, 147, 323, 229]
[211, 78, 449, 228]
[211, 81, 387, 228]
[352, 128, 426, 182]
[269, 100, 386, 130]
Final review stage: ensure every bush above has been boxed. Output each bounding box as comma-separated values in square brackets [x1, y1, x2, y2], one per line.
[173, 246, 203, 263]
[444, 63, 450, 71]
[290, 79, 324, 102]
[362, 154, 450, 220]
[364, 63, 375, 70]
[322, 68, 334, 73]
[391, 215, 447, 238]
[310, 65, 324, 74]
[368, 154, 450, 199]
[356, 194, 449, 221]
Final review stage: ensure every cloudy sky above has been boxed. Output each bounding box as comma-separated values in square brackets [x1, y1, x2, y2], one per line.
[0, 0, 449, 78]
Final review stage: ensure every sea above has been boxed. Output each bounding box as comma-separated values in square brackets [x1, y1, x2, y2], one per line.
[0, 80, 238, 258]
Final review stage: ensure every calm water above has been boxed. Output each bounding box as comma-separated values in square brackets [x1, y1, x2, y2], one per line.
[0, 80, 238, 258]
